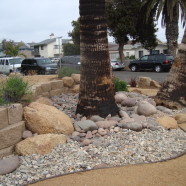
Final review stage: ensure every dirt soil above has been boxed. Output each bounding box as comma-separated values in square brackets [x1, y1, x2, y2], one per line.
[29, 154, 186, 186]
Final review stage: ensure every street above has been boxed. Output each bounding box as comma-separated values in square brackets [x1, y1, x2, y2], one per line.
[113, 70, 169, 83]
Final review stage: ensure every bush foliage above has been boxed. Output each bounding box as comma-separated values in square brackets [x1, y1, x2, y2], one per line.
[0, 76, 30, 105]
[113, 77, 128, 92]
[57, 67, 80, 78]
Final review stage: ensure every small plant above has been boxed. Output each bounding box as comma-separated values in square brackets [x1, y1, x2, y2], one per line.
[57, 66, 80, 78]
[113, 77, 128, 92]
[0, 76, 30, 105]
[128, 77, 137, 87]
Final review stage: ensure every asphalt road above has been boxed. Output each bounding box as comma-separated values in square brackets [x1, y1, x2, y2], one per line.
[113, 70, 169, 83]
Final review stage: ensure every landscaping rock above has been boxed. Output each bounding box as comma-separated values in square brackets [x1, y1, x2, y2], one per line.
[15, 134, 67, 155]
[131, 114, 146, 122]
[98, 128, 107, 136]
[120, 118, 135, 124]
[96, 120, 118, 129]
[119, 110, 130, 118]
[137, 101, 157, 116]
[115, 92, 127, 103]
[121, 122, 143, 132]
[90, 115, 104, 122]
[50, 80, 64, 90]
[24, 102, 74, 135]
[137, 77, 151, 88]
[0, 108, 8, 130]
[86, 131, 93, 139]
[0, 156, 19, 175]
[80, 139, 91, 146]
[0, 121, 25, 149]
[62, 77, 74, 88]
[150, 80, 161, 88]
[71, 74, 80, 84]
[174, 113, 186, 124]
[35, 97, 53, 106]
[156, 116, 178, 129]
[22, 130, 33, 139]
[0, 146, 14, 159]
[8, 104, 23, 125]
[108, 116, 121, 122]
[76, 120, 98, 132]
[121, 98, 136, 107]
[71, 85, 80, 93]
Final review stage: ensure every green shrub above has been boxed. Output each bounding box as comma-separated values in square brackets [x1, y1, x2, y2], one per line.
[113, 77, 128, 92]
[57, 66, 80, 78]
[0, 76, 30, 105]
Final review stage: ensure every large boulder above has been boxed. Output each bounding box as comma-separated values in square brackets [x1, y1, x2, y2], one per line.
[156, 116, 178, 129]
[137, 77, 151, 88]
[71, 74, 80, 84]
[174, 113, 186, 124]
[62, 77, 74, 88]
[115, 92, 128, 104]
[150, 80, 161, 89]
[15, 134, 67, 155]
[137, 101, 157, 116]
[24, 102, 74, 135]
[0, 156, 19, 175]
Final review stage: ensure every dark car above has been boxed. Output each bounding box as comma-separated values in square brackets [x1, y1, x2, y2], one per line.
[58, 56, 80, 70]
[21, 58, 57, 75]
[129, 54, 174, 72]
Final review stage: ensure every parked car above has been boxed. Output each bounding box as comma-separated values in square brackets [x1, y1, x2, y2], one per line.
[58, 56, 80, 70]
[21, 58, 57, 75]
[0, 57, 23, 74]
[129, 54, 174, 72]
[111, 60, 125, 71]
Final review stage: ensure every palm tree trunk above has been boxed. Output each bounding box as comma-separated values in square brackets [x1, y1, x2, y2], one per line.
[118, 42, 125, 62]
[76, 0, 119, 117]
[165, 5, 179, 57]
[155, 28, 186, 109]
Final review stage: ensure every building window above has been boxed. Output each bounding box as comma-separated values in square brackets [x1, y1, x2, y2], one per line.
[139, 51, 143, 58]
[150, 50, 159, 54]
[41, 46, 44, 50]
[126, 52, 129, 57]
[163, 49, 168, 54]
[54, 45, 59, 49]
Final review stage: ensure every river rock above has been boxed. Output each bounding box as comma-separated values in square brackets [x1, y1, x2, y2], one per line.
[121, 98, 136, 107]
[115, 93, 127, 103]
[121, 122, 143, 132]
[76, 120, 98, 132]
[0, 156, 19, 175]
[96, 120, 118, 129]
[119, 110, 130, 118]
[137, 101, 157, 116]
[98, 128, 107, 136]
[22, 130, 33, 139]
[90, 115, 104, 122]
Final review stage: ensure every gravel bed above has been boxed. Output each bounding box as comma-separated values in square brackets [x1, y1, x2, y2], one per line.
[0, 92, 186, 186]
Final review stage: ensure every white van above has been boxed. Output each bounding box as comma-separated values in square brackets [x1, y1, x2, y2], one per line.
[0, 57, 23, 74]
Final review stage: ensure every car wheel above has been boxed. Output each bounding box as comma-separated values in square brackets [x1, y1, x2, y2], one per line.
[154, 65, 162, 73]
[131, 65, 137, 72]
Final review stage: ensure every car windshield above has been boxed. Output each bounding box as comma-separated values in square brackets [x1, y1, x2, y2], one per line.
[166, 56, 174, 60]
[37, 58, 52, 65]
[9, 58, 22, 65]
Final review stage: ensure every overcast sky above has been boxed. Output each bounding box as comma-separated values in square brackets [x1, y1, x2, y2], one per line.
[0, 0, 184, 43]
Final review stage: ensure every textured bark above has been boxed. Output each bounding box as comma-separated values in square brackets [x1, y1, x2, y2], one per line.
[155, 28, 186, 109]
[118, 43, 125, 63]
[76, 0, 119, 117]
[165, 5, 179, 58]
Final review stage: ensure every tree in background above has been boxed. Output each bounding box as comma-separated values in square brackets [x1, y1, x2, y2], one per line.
[76, 0, 118, 117]
[66, 18, 80, 55]
[155, 28, 186, 109]
[142, 0, 186, 57]
[106, 0, 158, 62]
[63, 43, 80, 56]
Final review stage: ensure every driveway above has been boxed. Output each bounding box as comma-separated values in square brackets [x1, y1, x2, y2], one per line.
[113, 70, 169, 83]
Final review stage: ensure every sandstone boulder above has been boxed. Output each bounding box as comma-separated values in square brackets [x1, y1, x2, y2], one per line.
[137, 101, 157, 116]
[174, 113, 186, 124]
[71, 74, 80, 84]
[72, 85, 80, 93]
[156, 116, 178, 129]
[35, 97, 53, 106]
[8, 104, 23, 125]
[150, 80, 161, 88]
[24, 102, 74, 135]
[0, 107, 8, 129]
[115, 93, 127, 104]
[62, 77, 74, 88]
[15, 134, 67, 155]
[137, 77, 151, 88]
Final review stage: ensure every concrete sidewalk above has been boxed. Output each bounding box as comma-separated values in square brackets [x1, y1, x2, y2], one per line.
[29, 154, 186, 186]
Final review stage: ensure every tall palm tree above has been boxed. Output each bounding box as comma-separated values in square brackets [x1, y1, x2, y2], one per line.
[155, 28, 186, 108]
[142, 0, 186, 57]
[76, 0, 119, 117]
